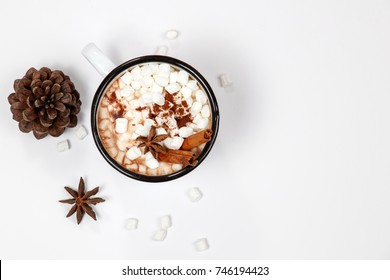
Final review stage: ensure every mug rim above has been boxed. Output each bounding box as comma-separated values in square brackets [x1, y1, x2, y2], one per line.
[91, 55, 220, 183]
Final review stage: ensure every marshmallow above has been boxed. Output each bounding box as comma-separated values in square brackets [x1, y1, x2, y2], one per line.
[165, 29, 179, 40]
[197, 118, 209, 130]
[193, 114, 203, 124]
[99, 107, 110, 119]
[126, 146, 142, 160]
[126, 218, 138, 230]
[129, 99, 141, 109]
[142, 109, 150, 120]
[219, 73, 233, 88]
[153, 229, 167, 241]
[172, 163, 183, 172]
[155, 45, 168, 55]
[155, 76, 169, 87]
[141, 76, 154, 88]
[165, 83, 181, 94]
[150, 84, 163, 94]
[195, 90, 208, 104]
[75, 125, 88, 140]
[144, 118, 156, 127]
[158, 63, 171, 78]
[115, 118, 128, 134]
[116, 151, 126, 162]
[146, 157, 159, 169]
[180, 86, 192, 98]
[131, 132, 139, 140]
[141, 92, 153, 104]
[186, 80, 199, 91]
[170, 136, 184, 150]
[183, 97, 193, 107]
[152, 92, 165, 105]
[160, 215, 172, 229]
[120, 71, 133, 85]
[177, 70, 189, 85]
[119, 79, 126, 89]
[179, 126, 193, 138]
[139, 165, 146, 173]
[135, 124, 150, 137]
[156, 127, 168, 135]
[194, 238, 209, 251]
[128, 163, 138, 171]
[190, 101, 202, 115]
[201, 105, 211, 118]
[141, 65, 154, 77]
[130, 66, 142, 80]
[131, 81, 141, 90]
[144, 151, 154, 161]
[187, 187, 203, 202]
[169, 71, 178, 84]
[57, 139, 70, 152]
[119, 86, 134, 98]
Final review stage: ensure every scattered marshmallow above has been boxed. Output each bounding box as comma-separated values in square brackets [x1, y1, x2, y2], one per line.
[126, 146, 142, 160]
[194, 238, 209, 251]
[75, 125, 88, 140]
[153, 229, 167, 241]
[141, 65, 154, 77]
[120, 71, 133, 85]
[190, 101, 202, 115]
[155, 45, 168, 55]
[179, 126, 193, 138]
[57, 139, 70, 152]
[201, 105, 211, 118]
[177, 70, 189, 85]
[126, 218, 138, 230]
[146, 158, 159, 169]
[139, 165, 146, 173]
[195, 90, 207, 104]
[160, 215, 172, 229]
[165, 29, 179, 40]
[115, 118, 128, 134]
[152, 92, 165, 105]
[187, 187, 203, 202]
[165, 83, 181, 94]
[158, 63, 171, 75]
[219, 73, 233, 88]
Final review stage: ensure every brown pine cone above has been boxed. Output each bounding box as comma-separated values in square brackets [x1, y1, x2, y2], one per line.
[7, 67, 82, 139]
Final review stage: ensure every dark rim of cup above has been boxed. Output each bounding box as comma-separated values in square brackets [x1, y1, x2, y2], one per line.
[91, 55, 220, 183]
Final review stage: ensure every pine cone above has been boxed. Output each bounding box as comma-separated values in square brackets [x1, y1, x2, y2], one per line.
[7, 67, 82, 139]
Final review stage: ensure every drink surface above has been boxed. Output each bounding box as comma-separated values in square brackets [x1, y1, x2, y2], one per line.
[97, 62, 212, 176]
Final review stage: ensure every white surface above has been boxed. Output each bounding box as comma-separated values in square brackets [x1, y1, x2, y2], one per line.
[0, 0, 390, 260]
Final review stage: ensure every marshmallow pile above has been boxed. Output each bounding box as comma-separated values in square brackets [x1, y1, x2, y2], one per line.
[97, 62, 212, 176]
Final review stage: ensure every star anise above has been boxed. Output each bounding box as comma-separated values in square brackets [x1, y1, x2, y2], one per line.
[136, 126, 168, 159]
[59, 177, 105, 224]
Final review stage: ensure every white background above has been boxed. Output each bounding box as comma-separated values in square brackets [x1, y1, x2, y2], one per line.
[0, 0, 389, 259]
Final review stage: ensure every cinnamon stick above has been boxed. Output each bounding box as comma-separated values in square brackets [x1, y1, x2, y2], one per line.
[181, 129, 213, 150]
[158, 149, 196, 166]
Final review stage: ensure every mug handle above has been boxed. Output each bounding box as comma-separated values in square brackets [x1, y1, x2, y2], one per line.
[82, 43, 117, 77]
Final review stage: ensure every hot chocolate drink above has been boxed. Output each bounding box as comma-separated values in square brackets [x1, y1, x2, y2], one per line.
[97, 62, 213, 176]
